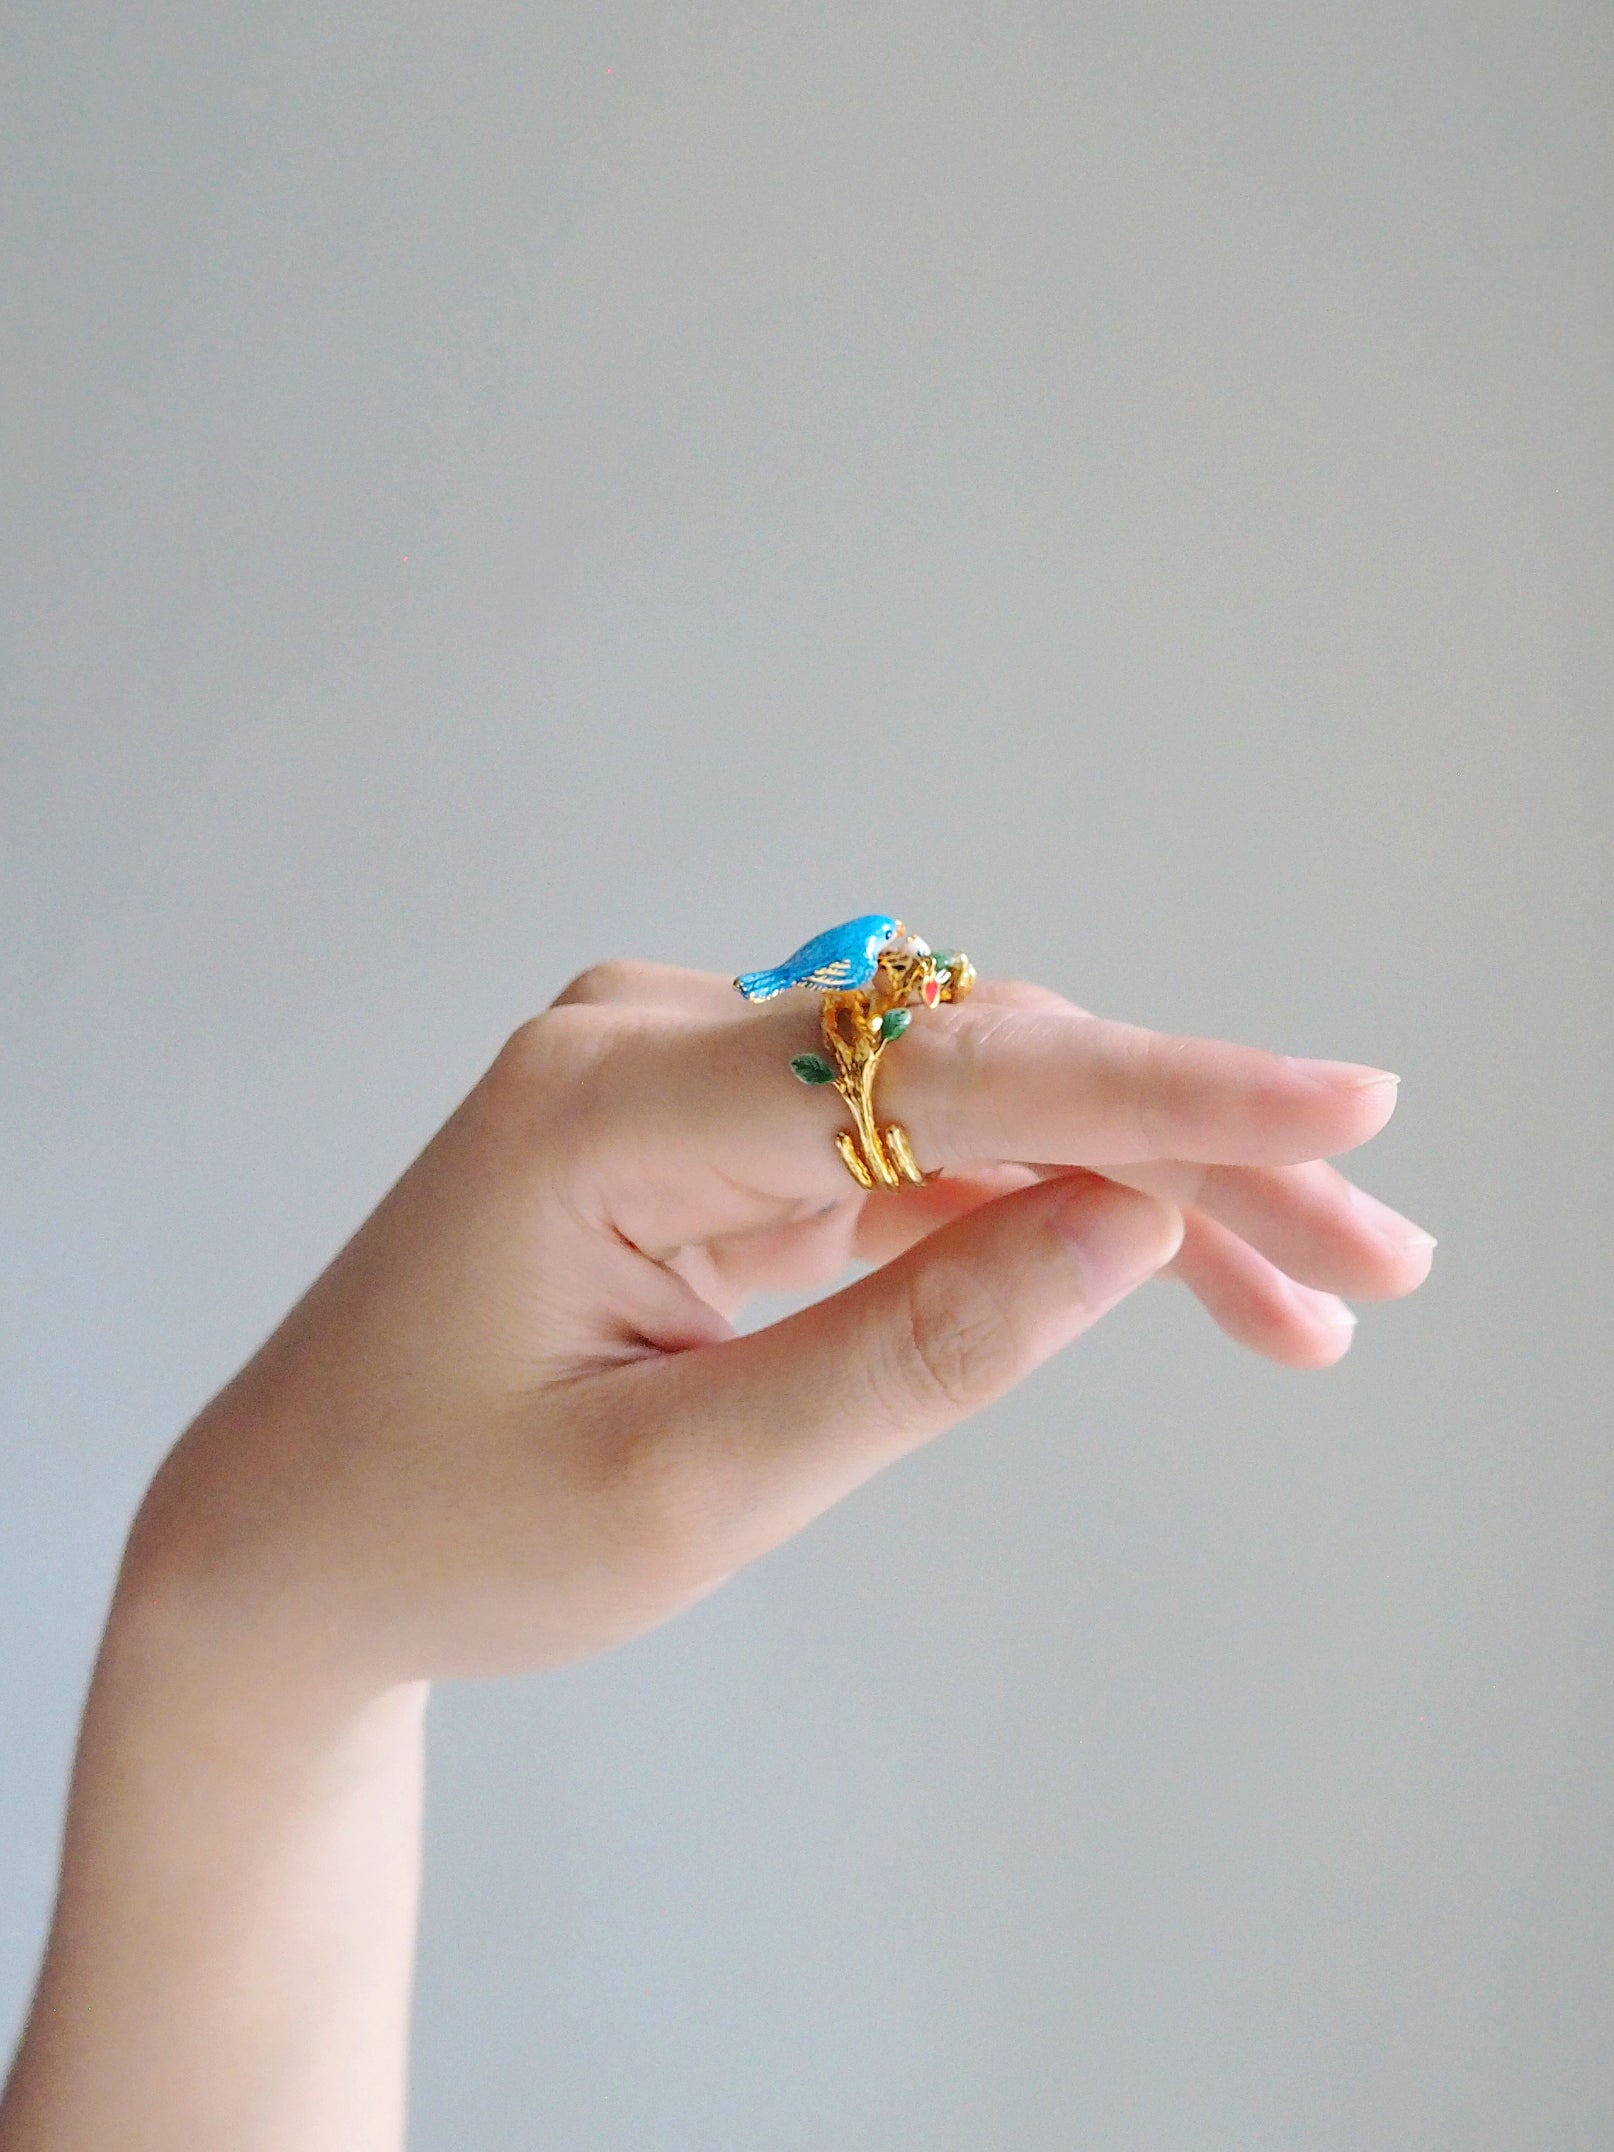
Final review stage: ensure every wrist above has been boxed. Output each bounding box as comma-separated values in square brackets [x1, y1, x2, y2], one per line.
[110, 1432, 421, 1774]
[93, 1573, 428, 1806]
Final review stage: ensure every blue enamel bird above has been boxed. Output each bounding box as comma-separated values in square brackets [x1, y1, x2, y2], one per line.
[734, 914, 909, 1001]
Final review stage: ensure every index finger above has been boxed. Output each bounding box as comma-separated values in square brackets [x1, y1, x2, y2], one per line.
[882, 1001, 1400, 1172]
[601, 991, 1400, 1234]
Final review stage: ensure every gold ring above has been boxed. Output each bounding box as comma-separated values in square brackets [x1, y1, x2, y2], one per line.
[733, 914, 975, 1189]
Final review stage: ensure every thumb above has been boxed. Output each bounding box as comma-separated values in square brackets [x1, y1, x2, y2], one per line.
[629, 1170, 1184, 1576]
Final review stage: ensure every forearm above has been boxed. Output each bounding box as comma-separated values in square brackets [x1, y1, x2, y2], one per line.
[0, 1563, 427, 2152]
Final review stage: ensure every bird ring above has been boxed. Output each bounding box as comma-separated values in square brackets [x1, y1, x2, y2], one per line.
[734, 914, 976, 1190]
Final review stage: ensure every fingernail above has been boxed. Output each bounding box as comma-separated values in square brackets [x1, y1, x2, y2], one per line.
[1320, 1301, 1359, 1330]
[1350, 1186, 1438, 1251]
[1288, 1058, 1401, 1089]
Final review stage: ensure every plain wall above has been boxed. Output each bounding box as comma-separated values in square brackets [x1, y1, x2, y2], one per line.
[3, 4, 1611, 2145]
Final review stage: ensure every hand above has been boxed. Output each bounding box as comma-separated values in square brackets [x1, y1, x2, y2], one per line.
[125, 963, 1433, 1692]
[3, 959, 1435, 2150]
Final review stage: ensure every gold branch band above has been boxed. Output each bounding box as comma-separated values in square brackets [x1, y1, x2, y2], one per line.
[789, 942, 975, 1190]
[733, 916, 975, 1190]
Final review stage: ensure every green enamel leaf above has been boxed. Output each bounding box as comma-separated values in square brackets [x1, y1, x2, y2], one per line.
[879, 1007, 912, 1040]
[790, 1052, 836, 1085]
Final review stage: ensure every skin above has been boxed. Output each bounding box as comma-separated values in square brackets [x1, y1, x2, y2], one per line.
[0, 965, 1434, 2149]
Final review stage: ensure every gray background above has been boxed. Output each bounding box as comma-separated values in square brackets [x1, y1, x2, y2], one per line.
[3, 3, 1611, 2145]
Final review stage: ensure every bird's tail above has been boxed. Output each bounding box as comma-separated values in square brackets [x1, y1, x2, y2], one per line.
[733, 966, 795, 1002]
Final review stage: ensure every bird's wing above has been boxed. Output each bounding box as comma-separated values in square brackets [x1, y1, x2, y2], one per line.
[775, 924, 855, 978]
[733, 915, 896, 1000]
[789, 914, 895, 976]
[801, 953, 859, 987]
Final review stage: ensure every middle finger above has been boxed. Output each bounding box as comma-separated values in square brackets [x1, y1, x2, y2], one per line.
[1094, 1156, 1436, 1301]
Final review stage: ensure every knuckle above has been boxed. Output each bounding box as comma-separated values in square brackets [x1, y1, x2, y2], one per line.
[550, 958, 663, 1008]
[1135, 1029, 1197, 1152]
[919, 1007, 1020, 1160]
[486, 1005, 622, 1137]
[889, 1253, 1020, 1416]
[495, 1004, 611, 1086]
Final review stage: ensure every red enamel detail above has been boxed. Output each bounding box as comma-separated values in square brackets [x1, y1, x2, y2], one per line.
[922, 978, 940, 1005]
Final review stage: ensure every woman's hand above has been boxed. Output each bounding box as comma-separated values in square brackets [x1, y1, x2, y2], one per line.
[126, 963, 1434, 1692]
[3, 960, 1433, 2152]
